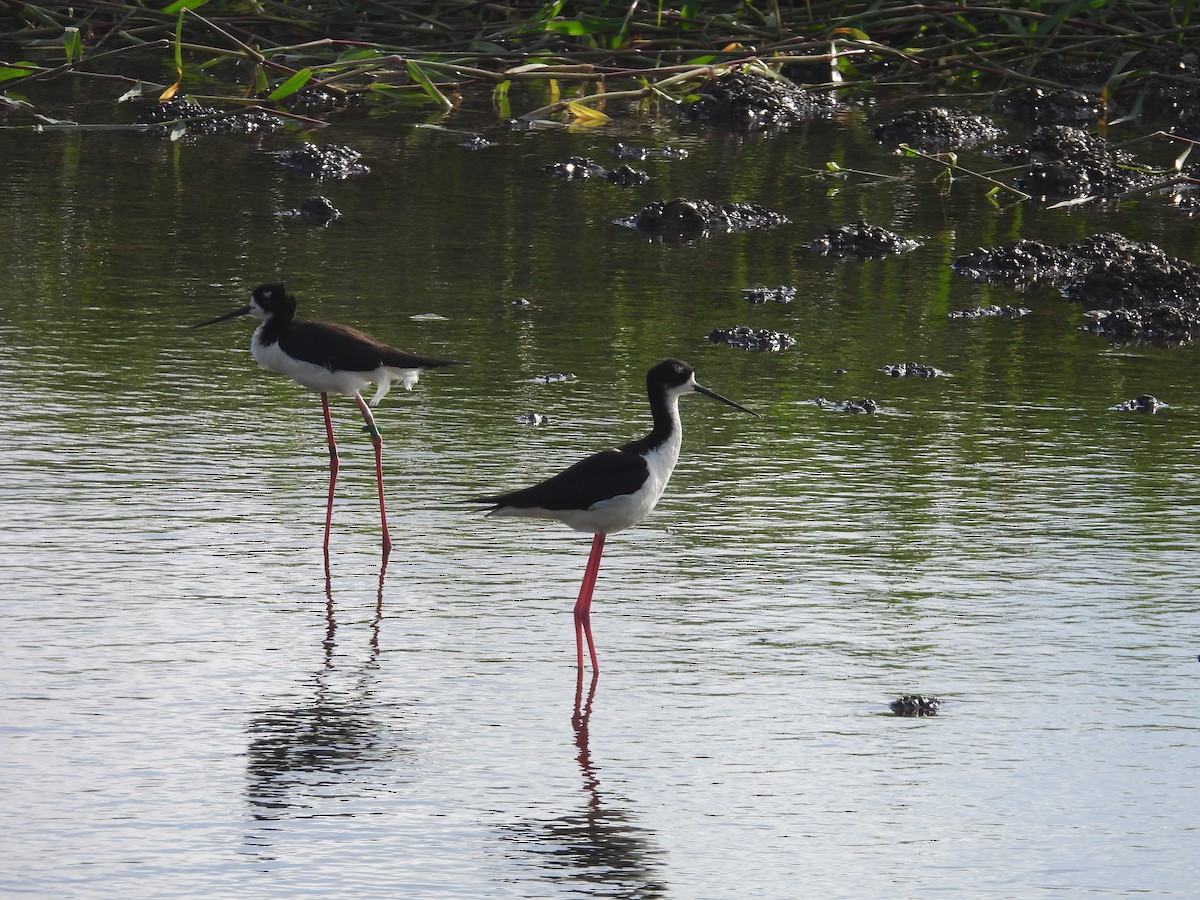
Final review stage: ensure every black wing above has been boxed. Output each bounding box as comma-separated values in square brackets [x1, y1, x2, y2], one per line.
[477, 447, 649, 512]
[281, 320, 461, 373]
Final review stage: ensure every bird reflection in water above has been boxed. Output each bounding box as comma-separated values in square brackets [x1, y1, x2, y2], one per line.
[503, 672, 668, 898]
[242, 552, 408, 858]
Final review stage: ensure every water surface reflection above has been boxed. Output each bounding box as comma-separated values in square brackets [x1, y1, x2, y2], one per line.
[243, 555, 407, 858]
[504, 673, 667, 898]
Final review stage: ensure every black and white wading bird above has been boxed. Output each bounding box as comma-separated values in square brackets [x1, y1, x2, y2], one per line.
[472, 359, 757, 672]
[193, 283, 462, 555]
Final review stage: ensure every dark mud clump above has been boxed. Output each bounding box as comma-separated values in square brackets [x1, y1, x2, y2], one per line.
[1067, 251, 1200, 344]
[613, 142, 688, 161]
[273, 143, 369, 179]
[990, 125, 1148, 199]
[277, 196, 341, 226]
[1111, 394, 1164, 413]
[544, 156, 649, 186]
[881, 361, 945, 378]
[991, 86, 1103, 125]
[890, 695, 941, 717]
[948, 304, 1031, 319]
[743, 285, 795, 304]
[807, 221, 921, 258]
[134, 97, 284, 136]
[620, 198, 789, 241]
[874, 106, 1002, 151]
[707, 326, 796, 351]
[953, 233, 1200, 344]
[951, 238, 1076, 284]
[807, 397, 879, 414]
[283, 87, 365, 116]
[460, 134, 497, 150]
[682, 69, 842, 131]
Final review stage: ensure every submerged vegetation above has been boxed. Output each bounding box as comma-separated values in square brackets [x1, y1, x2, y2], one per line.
[3, 1, 1200, 123]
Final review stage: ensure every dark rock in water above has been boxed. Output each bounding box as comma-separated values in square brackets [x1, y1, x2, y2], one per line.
[807, 221, 921, 258]
[874, 106, 1002, 151]
[991, 126, 1147, 199]
[277, 196, 340, 225]
[954, 233, 1200, 345]
[890, 695, 941, 717]
[619, 198, 789, 241]
[743, 285, 796, 304]
[135, 97, 284, 136]
[544, 157, 647, 186]
[613, 142, 688, 161]
[808, 397, 879, 414]
[544, 156, 607, 180]
[682, 70, 842, 131]
[881, 361, 945, 378]
[707, 326, 796, 351]
[273, 143, 369, 179]
[1110, 394, 1163, 413]
[948, 304, 1031, 319]
[992, 86, 1103, 124]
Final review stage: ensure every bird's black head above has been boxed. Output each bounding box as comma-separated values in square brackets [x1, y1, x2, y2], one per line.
[191, 282, 297, 330]
[648, 358, 696, 393]
[649, 358, 758, 416]
[250, 283, 296, 320]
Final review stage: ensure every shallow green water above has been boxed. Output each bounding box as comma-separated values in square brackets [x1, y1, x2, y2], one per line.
[2, 78, 1199, 898]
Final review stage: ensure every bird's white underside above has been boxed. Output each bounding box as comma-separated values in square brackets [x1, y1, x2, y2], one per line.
[252, 330, 420, 404]
[489, 414, 684, 534]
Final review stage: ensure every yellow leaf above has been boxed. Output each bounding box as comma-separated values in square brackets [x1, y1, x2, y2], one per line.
[567, 101, 610, 124]
[549, 79, 560, 105]
[159, 81, 180, 101]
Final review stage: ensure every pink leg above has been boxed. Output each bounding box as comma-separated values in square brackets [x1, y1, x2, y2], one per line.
[354, 394, 393, 556]
[321, 393, 339, 554]
[573, 533, 606, 672]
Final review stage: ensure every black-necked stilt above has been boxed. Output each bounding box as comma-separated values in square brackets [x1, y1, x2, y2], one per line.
[472, 358, 756, 672]
[192, 283, 462, 555]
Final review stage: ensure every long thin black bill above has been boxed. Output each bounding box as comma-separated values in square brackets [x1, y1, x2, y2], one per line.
[191, 304, 252, 329]
[696, 383, 759, 417]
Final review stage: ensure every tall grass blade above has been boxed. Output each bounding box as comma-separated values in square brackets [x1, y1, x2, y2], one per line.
[407, 60, 453, 109]
[268, 68, 313, 101]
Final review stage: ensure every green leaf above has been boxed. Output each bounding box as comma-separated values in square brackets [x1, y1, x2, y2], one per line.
[268, 68, 312, 101]
[493, 79, 511, 119]
[406, 61, 452, 110]
[0, 63, 36, 83]
[173, 11, 184, 76]
[64, 27, 82, 64]
[336, 48, 384, 63]
[163, 0, 210, 11]
[542, 19, 591, 36]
